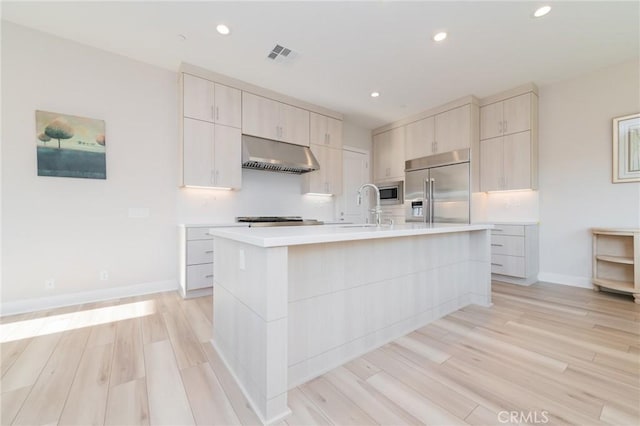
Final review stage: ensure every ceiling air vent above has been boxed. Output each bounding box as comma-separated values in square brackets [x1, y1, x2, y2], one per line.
[267, 44, 294, 61]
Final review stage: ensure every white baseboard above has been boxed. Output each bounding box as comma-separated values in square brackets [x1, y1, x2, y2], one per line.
[537, 272, 592, 289]
[0, 280, 179, 317]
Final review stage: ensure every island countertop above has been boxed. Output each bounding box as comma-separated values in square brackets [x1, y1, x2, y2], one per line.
[208, 223, 493, 247]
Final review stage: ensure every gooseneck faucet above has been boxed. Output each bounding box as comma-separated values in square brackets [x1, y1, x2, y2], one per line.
[356, 183, 382, 226]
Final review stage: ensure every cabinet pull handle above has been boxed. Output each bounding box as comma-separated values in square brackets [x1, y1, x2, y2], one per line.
[498, 121, 502, 133]
[211, 106, 215, 121]
[327, 134, 330, 144]
[491, 263, 503, 267]
[205, 250, 214, 253]
[205, 274, 214, 278]
[494, 228, 504, 232]
[216, 106, 219, 121]
[491, 244, 503, 247]
[504, 120, 508, 132]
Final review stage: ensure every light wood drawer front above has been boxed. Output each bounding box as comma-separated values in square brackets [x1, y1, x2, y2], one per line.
[491, 224, 525, 236]
[186, 227, 213, 241]
[186, 263, 213, 290]
[491, 235, 524, 256]
[491, 254, 525, 278]
[187, 240, 214, 265]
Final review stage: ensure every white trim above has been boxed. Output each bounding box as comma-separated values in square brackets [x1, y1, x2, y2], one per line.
[537, 272, 592, 289]
[0, 280, 178, 317]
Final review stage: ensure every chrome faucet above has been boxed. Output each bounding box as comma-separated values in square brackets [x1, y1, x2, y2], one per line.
[356, 183, 382, 226]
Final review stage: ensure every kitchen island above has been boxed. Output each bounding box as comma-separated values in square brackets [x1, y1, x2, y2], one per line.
[209, 223, 493, 424]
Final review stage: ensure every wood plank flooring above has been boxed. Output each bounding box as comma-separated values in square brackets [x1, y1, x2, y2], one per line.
[1, 281, 638, 425]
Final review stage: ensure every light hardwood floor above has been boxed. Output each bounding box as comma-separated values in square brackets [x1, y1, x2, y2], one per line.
[1, 282, 638, 425]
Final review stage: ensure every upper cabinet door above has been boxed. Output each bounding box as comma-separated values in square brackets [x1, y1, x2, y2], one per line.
[405, 116, 435, 160]
[326, 116, 343, 149]
[183, 74, 215, 122]
[479, 137, 503, 192]
[310, 113, 342, 148]
[503, 93, 531, 135]
[242, 92, 280, 141]
[503, 131, 531, 190]
[214, 83, 241, 128]
[183, 118, 214, 187]
[435, 104, 471, 153]
[480, 102, 503, 140]
[279, 103, 310, 146]
[214, 125, 242, 189]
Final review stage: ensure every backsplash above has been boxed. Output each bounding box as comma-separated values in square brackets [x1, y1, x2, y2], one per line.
[176, 169, 336, 224]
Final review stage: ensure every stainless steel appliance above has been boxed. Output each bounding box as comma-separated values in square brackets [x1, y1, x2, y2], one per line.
[377, 181, 404, 205]
[241, 135, 320, 174]
[405, 148, 470, 224]
[236, 216, 323, 227]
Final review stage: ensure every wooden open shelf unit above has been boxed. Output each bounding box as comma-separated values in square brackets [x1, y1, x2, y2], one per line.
[592, 228, 640, 303]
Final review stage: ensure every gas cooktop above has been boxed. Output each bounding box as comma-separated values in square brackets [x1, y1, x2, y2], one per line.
[236, 216, 323, 227]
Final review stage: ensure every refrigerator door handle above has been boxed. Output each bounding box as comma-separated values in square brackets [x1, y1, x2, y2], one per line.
[430, 178, 435, 224]
[424, 179, 430, 223]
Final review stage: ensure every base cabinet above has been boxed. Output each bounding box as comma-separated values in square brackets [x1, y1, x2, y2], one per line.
[490, 223, 539, 285]
[179, 226, 214, 298]
[592, 228, 640, 303]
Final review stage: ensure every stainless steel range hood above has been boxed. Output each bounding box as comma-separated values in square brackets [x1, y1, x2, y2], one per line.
[241, 134, 320, 174]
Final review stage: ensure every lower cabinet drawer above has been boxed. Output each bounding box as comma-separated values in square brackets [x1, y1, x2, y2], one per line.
[491, 235, 524, 256]
[187, 240, 214, 265]
[491, 224, 525, 236]
[186, 263, 213, 290]
[491, 254, 525, 278]
[187, 227, 214, 241]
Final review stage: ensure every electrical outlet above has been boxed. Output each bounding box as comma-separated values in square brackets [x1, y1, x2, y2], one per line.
[99, 270, 109, 281]
[45, 279, 55, 289]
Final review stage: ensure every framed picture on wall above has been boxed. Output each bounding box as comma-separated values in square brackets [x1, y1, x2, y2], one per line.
[35, 110, 106, 179]
[613, 112, 640, 183]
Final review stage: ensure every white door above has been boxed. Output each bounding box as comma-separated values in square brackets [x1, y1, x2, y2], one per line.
[339, 148, 370, 223]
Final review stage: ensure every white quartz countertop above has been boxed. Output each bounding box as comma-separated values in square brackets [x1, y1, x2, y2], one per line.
[208, 223, 493, 247]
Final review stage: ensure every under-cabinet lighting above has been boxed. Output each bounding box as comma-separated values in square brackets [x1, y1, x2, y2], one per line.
[533, 6, 551, 18]
[305, 193, 334, 197]
[183, 185, 233, 191]
[485, 189, 535, 194]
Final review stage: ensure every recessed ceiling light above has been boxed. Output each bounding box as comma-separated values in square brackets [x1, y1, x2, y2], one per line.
[433, 32, 447, 42]
[216, 24, 230, 35]
[178, 34, 187, 41]
[533, 5, 551, 18]
[370, 92, 380, 98]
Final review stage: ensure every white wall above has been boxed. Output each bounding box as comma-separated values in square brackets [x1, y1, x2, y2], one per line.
[1, 22, 180, 307]
[0, 22, 338, 312]
[537, 59, 640, 287]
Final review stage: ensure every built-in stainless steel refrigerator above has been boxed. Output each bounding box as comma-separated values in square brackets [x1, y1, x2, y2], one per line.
[405, 148, 470, 224]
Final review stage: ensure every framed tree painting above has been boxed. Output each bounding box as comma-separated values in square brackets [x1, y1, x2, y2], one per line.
[613, 112, 640, 183]
[35, 110, 106, 179]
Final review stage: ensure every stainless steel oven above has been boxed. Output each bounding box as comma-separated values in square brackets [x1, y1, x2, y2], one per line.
[377, 181, 404, 205]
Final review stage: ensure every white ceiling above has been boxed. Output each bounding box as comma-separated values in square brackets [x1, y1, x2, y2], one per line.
[2, 1, 639, 128]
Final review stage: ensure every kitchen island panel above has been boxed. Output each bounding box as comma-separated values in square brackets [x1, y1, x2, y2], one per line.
[210, 224, 492, 424]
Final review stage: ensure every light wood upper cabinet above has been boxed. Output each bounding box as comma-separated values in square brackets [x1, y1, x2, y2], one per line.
[310, 112, 343, 149]
[279, 103, 310, 146]
[373, 127, 405, 182]
[435, 104, 472, 153]
[480, 131, 531, 191]
[405, 116, 434, 160]
[480, 93, 531, 139]
[479, 89, 537, 192]
[479, 137, 503, 192]
[182, 118, 241, 189]
[302, 144, 343, 195]
[242, 92, 310, 146]
[214, 83, 242, 128]
[183, 74, 241, 128]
